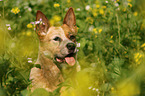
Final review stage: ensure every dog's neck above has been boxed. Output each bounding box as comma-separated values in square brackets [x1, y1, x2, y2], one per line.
[36, 52, 64, 87]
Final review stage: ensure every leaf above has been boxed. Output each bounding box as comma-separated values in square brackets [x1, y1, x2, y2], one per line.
[114, 67, 121, 75]
[31, 88, 50, 96]
[0, 88, 8, 96]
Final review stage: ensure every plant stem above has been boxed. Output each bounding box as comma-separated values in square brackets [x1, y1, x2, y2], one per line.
[116, 14, 120, 48]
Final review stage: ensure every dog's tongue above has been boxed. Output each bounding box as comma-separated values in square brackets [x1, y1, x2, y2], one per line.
[65, 57, 75, 66]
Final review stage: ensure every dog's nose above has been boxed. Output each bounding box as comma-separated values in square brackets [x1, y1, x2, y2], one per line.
[66, 43, 76, 51]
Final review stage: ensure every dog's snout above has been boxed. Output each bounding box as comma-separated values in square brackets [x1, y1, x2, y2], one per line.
[66, 43, 76, 51]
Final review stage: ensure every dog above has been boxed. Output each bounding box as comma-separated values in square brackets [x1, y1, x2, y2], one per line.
[29, 7, 78, 92]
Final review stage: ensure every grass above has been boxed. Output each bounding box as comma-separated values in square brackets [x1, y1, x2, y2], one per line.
[0, 0, 145, 96]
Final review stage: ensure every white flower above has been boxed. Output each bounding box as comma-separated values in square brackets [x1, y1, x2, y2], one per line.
[35, 21, 40, 24]
[31, 22, 35, 24]
[8, 27, 11, 30]
[28, 61, 32, 63]
[88, 25, 94, 32]
[77, 43, 80, 47]
[65, 8, 69, 11]
[27, 58, 32, 60]
[117, 8, 120, 10]
[88, 86, 92, 89]
[92, 88, 96, 90]
[39, 18, 42, 21]
[76, 8, 81, 11]
[105, 1, 108, 3]
[28, 7, 32, 12]
[115, 3, 119, 7]
[85, 5, 90, 10]
[96, 89, 99, 91]
[6, 24, 10, 26]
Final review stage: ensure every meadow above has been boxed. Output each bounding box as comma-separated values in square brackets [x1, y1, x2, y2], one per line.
[0, 0, 145, 96]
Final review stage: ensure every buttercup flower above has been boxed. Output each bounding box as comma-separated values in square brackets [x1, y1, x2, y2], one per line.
[133, 12, 138, 16]
[98, 29, 102, 33]
[50, 15, 61, 26]
[67, 0, 70, 3]
[27, 23, 33, 28]
[93, 28, 98, 33]
[127, 0, 132, 2]
[99, 9, 104, 15]
[54, 3, 60, 8]
[11, 7, 20, 14]
[128, 3, 132, 7]
[134, 52, 143, 65]
[86, 17, 94, 24]
[96, 5, 100, 8]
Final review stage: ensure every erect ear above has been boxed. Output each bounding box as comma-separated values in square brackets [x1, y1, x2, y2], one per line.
[63, 7, 77, 32]
[36, 10, 50, 39]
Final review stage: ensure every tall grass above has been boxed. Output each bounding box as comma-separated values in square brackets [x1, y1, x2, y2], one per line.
[0, 0, 145, 96]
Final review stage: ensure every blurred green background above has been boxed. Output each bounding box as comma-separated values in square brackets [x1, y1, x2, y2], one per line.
[0, 0, 145, 96]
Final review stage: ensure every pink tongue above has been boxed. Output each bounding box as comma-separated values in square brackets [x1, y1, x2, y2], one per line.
[65, 57, 75, 66]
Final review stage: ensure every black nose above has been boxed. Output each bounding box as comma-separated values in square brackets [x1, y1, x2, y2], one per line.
[66, 43, 76, 51]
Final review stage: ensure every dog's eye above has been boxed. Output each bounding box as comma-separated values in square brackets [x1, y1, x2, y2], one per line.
[70, 35, 76, 40]
[53, 37, 61, 41]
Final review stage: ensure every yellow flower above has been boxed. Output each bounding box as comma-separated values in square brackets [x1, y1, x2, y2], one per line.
[111, 87, 115, 91]
[11, 7, 20, 14]
[92, 9, 98, 17]
[50, 15, 61, 26]
[86, 17, 94, 24]
[124, 51, 127, 54]
[127, 0, 132, 2]
[133, 12, 138, 16]
[134, 52, 143, 65]
[67, 0, 71, 3]
[99, 29, 102, 33]
[77, 27, 79, 31]
[99, 9, 104, 15]
[96, 5, 100, 8]
[111, 35, 113, 39]
[141, 43, 145, 48]
[54, 3, 60, 8]
[27, 23, 33, 28]
[123, 8, 126, 12]
[109, 40, 113, 43]
[102, 6, 107, 9]
[93, 28, 98, 33]
[53, 15, 61, 22]
[128, 3, 132, 7]
[117, 0, 119, 1]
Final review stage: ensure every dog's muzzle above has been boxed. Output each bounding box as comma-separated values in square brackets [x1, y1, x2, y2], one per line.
[55, 42, 76, 66]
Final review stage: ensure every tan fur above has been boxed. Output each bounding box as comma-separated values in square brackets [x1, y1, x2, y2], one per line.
[30, 7, 78, 92]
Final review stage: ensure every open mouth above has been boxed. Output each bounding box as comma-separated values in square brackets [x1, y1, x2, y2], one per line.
[55, 53, 76, 66]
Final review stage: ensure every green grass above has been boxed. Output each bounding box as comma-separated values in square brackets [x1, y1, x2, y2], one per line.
[0, 0, 145, 96]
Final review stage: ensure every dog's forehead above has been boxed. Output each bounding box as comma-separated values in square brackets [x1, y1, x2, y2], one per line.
[47, 26, 65, 35]
[45, 25, 75, 39]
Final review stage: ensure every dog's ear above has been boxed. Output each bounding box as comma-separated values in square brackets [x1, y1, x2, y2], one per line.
[36, 10, 50, 39]
[63, 7, 77, 32]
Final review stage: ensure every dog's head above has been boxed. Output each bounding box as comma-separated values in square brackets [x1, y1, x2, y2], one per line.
[35, 8, 77, 67]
